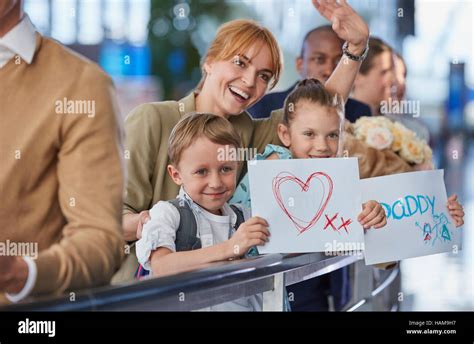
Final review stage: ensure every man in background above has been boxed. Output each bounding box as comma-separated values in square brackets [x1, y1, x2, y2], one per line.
[248, 25, 371, 122]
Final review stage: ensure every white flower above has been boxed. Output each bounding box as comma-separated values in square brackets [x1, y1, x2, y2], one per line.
[365, 127, 394, 150]
[399, 138, 425, 164]
[354, 116, 393, 140]
[353, 115, 433, 166]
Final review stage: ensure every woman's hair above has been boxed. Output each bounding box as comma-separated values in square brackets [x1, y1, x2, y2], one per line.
[359, 37, 392, 75]
[282, 78, 345, 156]
[283, 78, 343, 125]
[196, 19, 282, 90]
[394, 51, 407, 77]
[168, 112, 242, 166]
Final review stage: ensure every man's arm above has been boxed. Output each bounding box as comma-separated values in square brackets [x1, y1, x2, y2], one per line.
[31, 66, 125, 295]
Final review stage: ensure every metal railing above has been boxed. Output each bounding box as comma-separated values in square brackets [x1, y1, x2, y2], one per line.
[1, 253, 400, 311]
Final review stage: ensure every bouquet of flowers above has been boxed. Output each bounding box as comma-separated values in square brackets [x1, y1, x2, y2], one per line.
[353, 116, 433, 167]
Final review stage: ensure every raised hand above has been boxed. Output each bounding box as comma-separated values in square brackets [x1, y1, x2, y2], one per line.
[312, 0, 369, 53]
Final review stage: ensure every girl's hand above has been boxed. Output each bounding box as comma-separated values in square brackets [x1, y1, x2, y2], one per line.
[447, 194, 464, 227]
[228, 216, 270, 258]
[312, 0, 369, 54]
[136, 210, 151, 239]
[358, 200, 387, 230]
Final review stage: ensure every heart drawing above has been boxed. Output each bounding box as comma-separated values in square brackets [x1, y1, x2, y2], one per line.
[272, 171, 333, 234]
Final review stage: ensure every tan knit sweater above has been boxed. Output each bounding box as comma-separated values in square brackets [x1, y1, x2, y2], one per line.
[0, 34, 125, 298]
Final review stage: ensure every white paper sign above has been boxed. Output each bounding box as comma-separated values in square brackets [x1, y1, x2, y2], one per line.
[248, 158, 364, 253]
[360, 170, 462, 265]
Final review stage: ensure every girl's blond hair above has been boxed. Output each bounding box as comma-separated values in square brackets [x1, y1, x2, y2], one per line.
[283, 78, 346, 157]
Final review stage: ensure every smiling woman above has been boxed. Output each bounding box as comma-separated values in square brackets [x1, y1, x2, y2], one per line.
[195, 19, 281, 118]
[118, 0, 374, 282]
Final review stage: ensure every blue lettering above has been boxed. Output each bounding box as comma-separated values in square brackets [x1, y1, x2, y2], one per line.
[392, 200, 405, 220]
[426, 196, 436, 215]
[384, 194, 437, 221]
[417, 195, 429, 215]
[405, 195, 418, 217]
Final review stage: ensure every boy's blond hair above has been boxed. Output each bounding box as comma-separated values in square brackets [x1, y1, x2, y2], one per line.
[168, 112, 242, 166]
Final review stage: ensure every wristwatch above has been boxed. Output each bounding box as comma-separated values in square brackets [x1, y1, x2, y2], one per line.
[342, 41, 369, 62]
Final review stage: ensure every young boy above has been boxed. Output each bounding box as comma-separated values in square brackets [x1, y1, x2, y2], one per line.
[135, 112, 270, 311]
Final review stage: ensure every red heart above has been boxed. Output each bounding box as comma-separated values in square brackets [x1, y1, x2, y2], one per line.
[272, 172, 333, 234]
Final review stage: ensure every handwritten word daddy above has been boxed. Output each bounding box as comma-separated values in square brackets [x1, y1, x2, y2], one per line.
[381, 195, 436, 221]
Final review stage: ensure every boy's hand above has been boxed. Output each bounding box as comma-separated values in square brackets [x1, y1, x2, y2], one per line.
[228, 216, 270, 258]
[136, 210, 151, 239]
[447, 194, 464, 227]
[358, 200, 387, 230]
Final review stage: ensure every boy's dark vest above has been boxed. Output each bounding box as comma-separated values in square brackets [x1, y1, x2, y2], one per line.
[135, 199, 245, 278]
[169, 199, 245, 251]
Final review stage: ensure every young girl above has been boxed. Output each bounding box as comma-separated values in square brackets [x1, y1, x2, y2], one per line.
[230, 78, 465, 312]
[232, 78, 388, 229]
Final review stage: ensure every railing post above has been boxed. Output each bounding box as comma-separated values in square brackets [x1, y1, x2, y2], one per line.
[351, 260, 374, 311]
[262, 272, 285, 311]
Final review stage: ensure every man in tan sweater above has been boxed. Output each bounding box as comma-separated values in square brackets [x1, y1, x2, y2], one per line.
[0, 1, 125, 302]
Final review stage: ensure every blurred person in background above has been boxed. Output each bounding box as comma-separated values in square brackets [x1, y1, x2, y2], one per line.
[386, 52, 430, 143]
[248, 25, 372, 122]
[352, 37, 394, 117]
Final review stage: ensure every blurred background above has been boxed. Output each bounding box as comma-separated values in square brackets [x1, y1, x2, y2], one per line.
[25, 0, 473, 311]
